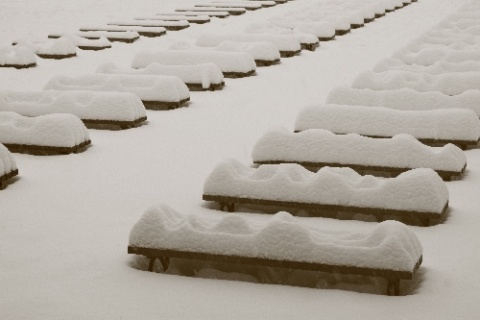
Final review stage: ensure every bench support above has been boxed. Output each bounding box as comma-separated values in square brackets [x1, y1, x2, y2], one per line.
[148, 256, 170, 272]
[219, 202, 235, 212]
[387, 278, 400, 296]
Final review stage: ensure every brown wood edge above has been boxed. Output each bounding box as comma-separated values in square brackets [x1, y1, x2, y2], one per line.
[202, 194, 448, 224]
[254, 160, 465, 181]
[301, 43, 319, 51]
[78, 45, 111, 51]
[37, 53, 77, 60]
[318, 35, 336, 41]
[223, 70, 256, 78]
[82, 116, 147, 128]
[128, 245, 421, 283]
[186, 82, 225, 91]
[4, 140, 91, 155]
[336, 29, 351, 36]
[0, 63, 36, 69]
[142, 97, 190, 110]
[279, 50, 301, 58]
[49, 34, 138, 43]
[256, 59, 280, 67]
[79, 28, 167, 37]
[187, 8, 246, 15]
[0, 169, 19, 190]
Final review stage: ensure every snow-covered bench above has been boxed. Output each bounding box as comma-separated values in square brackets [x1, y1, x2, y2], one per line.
[196, 33, 302, 57]
[0, 45, 36, 69]
[107, 20, 189, 31]
[0, 144, 18, 190]
[135, 15, 211, 24]
[0, 112, 91, 155]
[159, 11, 229, 18]
[44, 74, 190, 110]
[203, 159, 449, 226]
[393, 47, 480, 65]
[97, 62, 224, 91]
[49, 31, 139, 43]
[352, 70, 480, 96]
[15, 38, 77, 60]
[326, 87, 480, 116]
[294, 104, 480, 149]
[132, 50, 256, 78]
[128, 204, 423, 295]
[79, 25, 167, 37]
[373, 57, 480, 74]
[252, 127, 467, 181]
[195, 3, 261, 11]
[175, 7, 246, 16]
[0, 90, 147, 129]
[244, 25, 319, 51]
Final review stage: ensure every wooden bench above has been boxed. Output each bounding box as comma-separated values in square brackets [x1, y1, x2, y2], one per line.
[0, 169, 18, 190]
[128, 206, 423, 296]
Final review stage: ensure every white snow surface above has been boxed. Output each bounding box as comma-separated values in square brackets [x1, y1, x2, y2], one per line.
[0, 90, 146, 122]
[129, 204, 423, 272]
[131, 50, 256, 74]
[244, 24, 319, 46]
[352, 69, 480, 95]
[0, 45, 36, 66]
[373, 57, 480, 74]
[0, 111, 90, 147]
[97, 62, 224, 89]
[16, 38, 77, 56]
[252, 127, 467, 172]
[196, 33, 301, 52]
[294, 104, 480, 142]
[203, 159, 449, 213]
[2, 0, 480, 318]
[108, 20, 190, 28]
[327, 86, 480, 115]
[0, 143, 17, 175]
[44, 73, 190, 102]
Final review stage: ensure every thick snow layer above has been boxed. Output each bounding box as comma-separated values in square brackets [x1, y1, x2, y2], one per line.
[97, 62, 224, 89]
[373, 57, 480, 74]
[108, 20, 190, 28]
[393, 46, 480, 65]
[48, 34, 112, 49]
[252, 127, 467, 172]
[327, 87, 480, 116]
[0, 90, 146, 122]
[131, 50, 256, 74]
[294, 104, 480, 142]
[204, 2, 263, 9]
[79, 25, 167, 35]
[49, 31, 140, 41]
[159, 10, 230, 17]
[244, 24, 319, 46]
[0, 143, 17, 175]
[177, 6, 246, 13]
[215, 41, 280, 62]
[129, 204, 423, 272]
[15, 38, 77, 56]
[135, 15, 211, 23]
[0, 45, 36, 66]
[44, 74, 190, 103]
[203, 159, 449, 214]
[196, 33, 301, 52]
[293, 22, 337, 39]
[352, 70, 480, 96]
[0, 111, 90, 147]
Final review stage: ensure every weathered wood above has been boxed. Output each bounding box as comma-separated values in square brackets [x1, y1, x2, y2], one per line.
[203, 194, 448, 226]
[82, 116, 147, 129]
[128, 246, 422, 296]
[279, 50, 301, 58]
[0, 169, 19, 190]
[300, 43, 319, 51]
[255, 59, 280, 67]
[223, 70, 256, 79]
[142, 98, 190, 110]
[4, 140, 91, 155]
[254, 160, 466, 181]
[185, 82, 224, 91]
[37, 53, 77, 60]
[0, 63, 36, 69]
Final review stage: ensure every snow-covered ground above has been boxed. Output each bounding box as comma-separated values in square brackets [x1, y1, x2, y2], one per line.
[2, 0, 480, 319]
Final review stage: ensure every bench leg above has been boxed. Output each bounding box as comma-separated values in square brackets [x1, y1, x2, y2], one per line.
[387, 278, 400, 296]
[159, 256, 170, 271]
[148, 257, 157, 272]
[219, 202, 235, 212]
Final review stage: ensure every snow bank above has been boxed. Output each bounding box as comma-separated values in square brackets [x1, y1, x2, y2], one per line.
[196, 33, 301, 55]
[0, 111, 90, 148]
[373, 57, 480, 74]
[97, 62, 224, 91]
[0, 45, 36, 68]
[327, 87, 480, 116]
[352, 70, 480, 96]
[131, 50, 256, 77]
[393, 47, 480, 65]
[129, 204, 423, 272]
[203, 159, 449, 214]
[0, 143, 17, 176]
[294, 104, 480, 143]
[0, 90, 146, 123]
[44, 74, 190, 104]
[252, 127, 466, 172]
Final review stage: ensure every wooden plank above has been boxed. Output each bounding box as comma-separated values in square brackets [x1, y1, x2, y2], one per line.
[4, 140, 91, 155]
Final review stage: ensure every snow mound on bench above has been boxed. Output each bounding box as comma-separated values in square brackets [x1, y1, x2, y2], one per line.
[327, 87, 480, 116]
[294, 104, 480, 142]
[129, 204, 423, 272]
[0, 144, 17, 175]
[252, 127, 466, 172]
[215, 41, 280, 62]
[15, 38, 76, 56]
[244, 24, 319, 47]
[0, 45, 36, 66]
[196, 33, 301, 53]
[0, 90, 146, 122]
[131, 50, 256, 74]
[204, 159, 449, 214]
[0, 111, 90, 147]
[97, 62, 224, 90]
[44, 74, 189, 103]
[393, 47, 480, 65]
